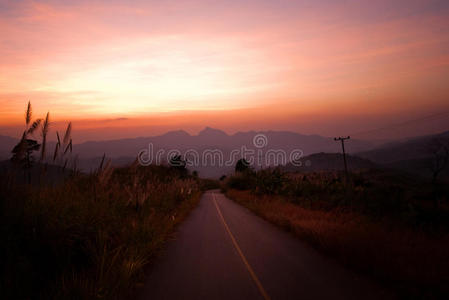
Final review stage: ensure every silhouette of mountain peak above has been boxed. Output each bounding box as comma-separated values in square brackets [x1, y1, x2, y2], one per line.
[198, 127, 228, 137]
[162, 130, 190, 138]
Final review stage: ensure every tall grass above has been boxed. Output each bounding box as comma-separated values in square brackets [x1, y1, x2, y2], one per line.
[224, 169, 449, 299]
[1, 164, 202, 299]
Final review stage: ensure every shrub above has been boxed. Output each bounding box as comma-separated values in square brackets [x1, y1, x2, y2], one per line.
[226, 172, 255, 190]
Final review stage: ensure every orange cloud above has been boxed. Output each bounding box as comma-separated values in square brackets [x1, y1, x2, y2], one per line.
[0, 0, 448, 140]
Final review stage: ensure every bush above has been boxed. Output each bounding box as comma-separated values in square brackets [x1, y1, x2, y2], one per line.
[252, 168, 287, 195]
[225, 167, 449, 229]
[199, 178, 220, 190]
[226, 172, 255, 190]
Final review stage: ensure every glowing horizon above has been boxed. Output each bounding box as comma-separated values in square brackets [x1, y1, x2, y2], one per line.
[1, 0, 449, 140]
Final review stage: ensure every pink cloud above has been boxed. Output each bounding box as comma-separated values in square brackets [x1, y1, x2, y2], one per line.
[0, 0, 448, 139]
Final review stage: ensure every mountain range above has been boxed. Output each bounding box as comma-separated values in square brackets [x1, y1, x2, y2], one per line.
[1, 128, 448, 178]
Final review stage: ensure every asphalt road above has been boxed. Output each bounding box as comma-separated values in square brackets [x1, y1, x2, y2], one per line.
[140, 190, 392, 300]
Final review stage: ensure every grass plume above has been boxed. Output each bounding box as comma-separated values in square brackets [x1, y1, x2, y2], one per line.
[40, 112, 50, 162]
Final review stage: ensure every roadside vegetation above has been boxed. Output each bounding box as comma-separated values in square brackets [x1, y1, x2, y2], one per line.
[0, 103, 206, 299]
[223, 161, 449, 299]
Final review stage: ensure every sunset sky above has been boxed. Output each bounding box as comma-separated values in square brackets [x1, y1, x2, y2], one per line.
[1, 0, 449, 141]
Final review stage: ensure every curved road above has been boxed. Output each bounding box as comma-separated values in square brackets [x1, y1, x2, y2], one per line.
[140, 190, 392, 300]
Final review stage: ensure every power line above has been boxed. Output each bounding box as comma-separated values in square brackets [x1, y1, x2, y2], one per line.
[349, 110, 449, 137]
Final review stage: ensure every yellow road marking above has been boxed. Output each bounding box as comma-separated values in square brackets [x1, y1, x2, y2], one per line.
[212, 193, 271, 300]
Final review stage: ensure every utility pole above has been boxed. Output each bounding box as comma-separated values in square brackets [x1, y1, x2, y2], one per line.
[334, 136, 350, 180]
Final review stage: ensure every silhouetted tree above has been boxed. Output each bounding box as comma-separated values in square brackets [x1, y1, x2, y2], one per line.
[235, 158, 250, 173]
[11, 137, 41, 168]
[169, 155, 187, 176]
[427, 138, 449, 209]
[428, 138, 449, 184]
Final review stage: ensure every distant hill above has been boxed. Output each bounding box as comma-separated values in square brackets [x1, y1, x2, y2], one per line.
[71, 127, 375, 177]
[0, 135, 18, 160]
[357, 130, 449, 179]
[357, 130, 449, 164]
[0, 128, 375, 178]
[69, 127, 374, 159]
[2, 128, 447, 178]
[282, 130, 449, 178]
[283, 152, 377, 173]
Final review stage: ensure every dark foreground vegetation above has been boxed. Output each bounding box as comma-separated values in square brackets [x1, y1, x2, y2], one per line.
[223, 166, 449, 299]
[0, 102, 210, 299]
[1, 163, 203, 299]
